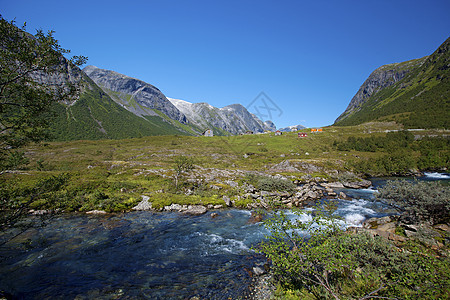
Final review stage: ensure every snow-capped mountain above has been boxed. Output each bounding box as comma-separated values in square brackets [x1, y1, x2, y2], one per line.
[168, 98, 276, 135]
[278, 124, 306, 132]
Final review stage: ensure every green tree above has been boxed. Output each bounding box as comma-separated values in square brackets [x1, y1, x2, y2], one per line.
[0, 16, 87, 170]
[173, 155, 195, 188]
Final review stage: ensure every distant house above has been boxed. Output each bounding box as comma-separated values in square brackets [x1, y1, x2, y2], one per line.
[275, 130, 282, 136]
[310, 128, 323, 133]
[298, 132, 308, 138]
[203, 129, 214, 137]
[245, 130, 254, 135]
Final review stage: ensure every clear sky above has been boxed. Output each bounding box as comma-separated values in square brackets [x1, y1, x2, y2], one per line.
[1, 0, 449, 128]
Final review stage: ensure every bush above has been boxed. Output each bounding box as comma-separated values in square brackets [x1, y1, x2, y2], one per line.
[376, 180, 450, 225]
[257, 204, 450, 299]
[245, 174, 296, 192]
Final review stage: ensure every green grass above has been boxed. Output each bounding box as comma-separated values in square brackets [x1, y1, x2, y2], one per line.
[3, 122, 448, 212]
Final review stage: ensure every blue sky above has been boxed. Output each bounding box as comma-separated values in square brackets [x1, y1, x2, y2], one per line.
[1, 0, 449, 128]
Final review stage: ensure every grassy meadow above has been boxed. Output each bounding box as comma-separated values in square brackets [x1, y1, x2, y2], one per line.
[2, 122, 448, 213]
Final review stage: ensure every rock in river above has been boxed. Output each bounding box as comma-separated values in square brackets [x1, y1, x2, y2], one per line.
[182, 205, 207, 215]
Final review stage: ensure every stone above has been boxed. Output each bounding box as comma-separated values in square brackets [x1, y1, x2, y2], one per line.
[342, 179, 372, 189]
[213, 205, 223, 209]
[182, 205, 207, 215]
[132, 195, 152, 211]
[434, 224, 450, 232]
[226, 180, 239, 188]
[249, 212, 263, 223]
[305, 191, 318, 199]
[269, 160, 300, 172]
[388, 233, 407, 243]
[86, 210, 107, 214]
[339, 192, 348, 199]
[252, 266, 266, 276]
[321, 182, 345, 189]
[223, 196, 232, 207]
[210, 213, 219, 218]
[377, 222, 396, 233]
[29, 209, 50, 215]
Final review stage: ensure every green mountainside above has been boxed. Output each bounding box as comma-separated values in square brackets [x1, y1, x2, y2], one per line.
[49, 76, 192, 141]
[335, 37, 449, 128]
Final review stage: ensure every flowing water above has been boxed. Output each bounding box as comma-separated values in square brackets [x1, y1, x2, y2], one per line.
[0, 173, 448, 299]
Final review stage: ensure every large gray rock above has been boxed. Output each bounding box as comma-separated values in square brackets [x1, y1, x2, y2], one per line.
[133, 195, 153, 211]
[342, 179, 372, 189]
[182, 205, 208, 215]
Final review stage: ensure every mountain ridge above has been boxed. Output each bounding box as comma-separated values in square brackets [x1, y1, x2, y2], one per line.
[168, 97, 276, 135]
[335, 37, 449, 128]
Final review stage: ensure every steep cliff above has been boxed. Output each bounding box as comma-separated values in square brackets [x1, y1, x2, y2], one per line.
[335, 37, 449, 128]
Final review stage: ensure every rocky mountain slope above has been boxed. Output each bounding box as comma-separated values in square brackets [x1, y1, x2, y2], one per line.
[83, 66, 276, 136]
[168, 98, 276, 135]
[335, 37, 449, 129]
[83, 66, 188, 124]
[49, 72, 190, 141]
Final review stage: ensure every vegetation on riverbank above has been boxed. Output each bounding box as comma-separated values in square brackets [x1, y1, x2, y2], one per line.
[259, 180, 450, 299]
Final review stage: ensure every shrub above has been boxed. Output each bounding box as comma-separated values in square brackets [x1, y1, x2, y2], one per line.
[257, 204, 450, 299]
[244, 174, 296, 192]
[376, 180, 450, 225]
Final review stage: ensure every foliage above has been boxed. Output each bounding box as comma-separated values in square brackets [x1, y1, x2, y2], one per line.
[352, 149, 418, 176]
[172, 155, 195, 188]
[336, 132, 449, 176]
[376, 179, 450, 225]
[258, 204, 450, 299]
[257, 203, 353, 299]
[0, 16, 87, 170]
[244, 174, 296, 192]
[333, 130, 414, 152]
[0, 173, 70, 242]
[48, 89, 190, 141]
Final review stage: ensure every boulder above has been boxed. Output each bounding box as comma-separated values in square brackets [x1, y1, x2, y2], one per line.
[164, 203, 183, 211]
[339, 191, 349, 199]
[434, 224, 450, 232]
[223, 196, 232, 207]
[132, 195, 153, 211]
[377, 222, 396, 234]
[86, 210, 107, 214]
[342, 179, 372, 189]
[252, 266, 266, 276]
[182, 205, 207, 215]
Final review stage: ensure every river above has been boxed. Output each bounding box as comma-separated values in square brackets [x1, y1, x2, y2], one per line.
[0, 172, 448, 299]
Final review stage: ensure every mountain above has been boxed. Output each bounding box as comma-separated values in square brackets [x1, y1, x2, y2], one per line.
[278, 125, 306, 132]
[83, 66, 188, 125]
[335, 37, 450, 129]
[49, 74, 191, 141]
[168, 98, 276, 135]
[84, 66, 276, 136]
[46, 66, 192, 141]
